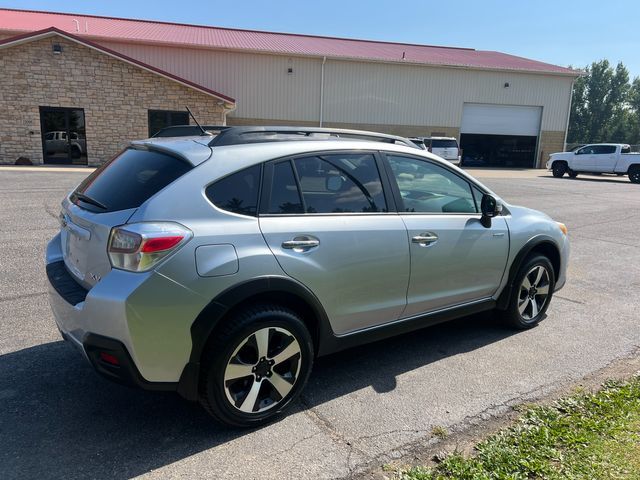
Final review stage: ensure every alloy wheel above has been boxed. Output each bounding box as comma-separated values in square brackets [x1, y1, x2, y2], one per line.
[518, 265, 551, 321]
[223, 327, 302, 414]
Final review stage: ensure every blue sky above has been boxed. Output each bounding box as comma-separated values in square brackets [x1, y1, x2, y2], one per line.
[3, 0, 639, 79]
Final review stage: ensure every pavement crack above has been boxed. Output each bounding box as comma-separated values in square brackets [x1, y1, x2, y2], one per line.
[569, 234, 639, 248]
[554, 295, 584, 305]
[269, 431, 322, 458]
[570, 213, 640, 231]
[299, 396, 370, 475]
[43, 201, 60, 220]
[0, 292, 47, 303]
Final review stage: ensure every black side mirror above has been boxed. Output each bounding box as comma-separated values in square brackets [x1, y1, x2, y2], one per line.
[480, 194, 502, 227]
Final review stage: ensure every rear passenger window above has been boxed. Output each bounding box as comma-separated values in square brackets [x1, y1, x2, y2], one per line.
[293, 154, 387, 213]
[269, 161, 304, 214]
[206, 164, 261, 217]
[592, 145, 616, 154]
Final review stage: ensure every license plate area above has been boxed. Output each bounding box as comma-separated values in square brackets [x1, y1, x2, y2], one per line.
[62, 220, 90, 281]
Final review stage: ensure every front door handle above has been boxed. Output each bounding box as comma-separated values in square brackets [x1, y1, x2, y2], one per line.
[412, 233, 438, 246]
[282, 236, 320, 252]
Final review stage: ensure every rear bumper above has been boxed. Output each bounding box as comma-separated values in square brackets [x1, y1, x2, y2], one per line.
[45, 232, 202, 392]
[47, 259, 178, 392]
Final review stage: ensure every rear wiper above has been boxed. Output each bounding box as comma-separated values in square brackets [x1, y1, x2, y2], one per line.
[73, 192, 107, 210]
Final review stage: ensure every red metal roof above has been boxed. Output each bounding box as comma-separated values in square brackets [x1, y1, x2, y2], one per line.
[0, 27, 235, 103]
[0, 8, 579, 75]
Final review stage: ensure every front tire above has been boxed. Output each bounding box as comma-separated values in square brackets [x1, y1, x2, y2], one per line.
[500, 255, 555, 329]
[199, 304, 313, 427]
[552, 162, 567, 178]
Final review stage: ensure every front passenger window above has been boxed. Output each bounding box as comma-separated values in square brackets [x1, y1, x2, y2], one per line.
[294, 154, 387, 213]
[386, 155, 477, 214]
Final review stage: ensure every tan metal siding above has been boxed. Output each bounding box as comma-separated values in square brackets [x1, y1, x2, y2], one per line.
[100, 41, 321, 121]
[323, 59, 573, 131]
[99, 41, 572, 132]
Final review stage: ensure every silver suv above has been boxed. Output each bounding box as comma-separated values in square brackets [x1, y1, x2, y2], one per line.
[46, 127, 569, 427]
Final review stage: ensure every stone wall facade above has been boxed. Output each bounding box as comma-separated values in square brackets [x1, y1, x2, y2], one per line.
[537, 130, 566, 167]
[0, 35, 227, 165]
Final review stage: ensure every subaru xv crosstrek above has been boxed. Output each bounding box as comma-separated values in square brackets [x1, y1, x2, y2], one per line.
[46, 126, 569, 427]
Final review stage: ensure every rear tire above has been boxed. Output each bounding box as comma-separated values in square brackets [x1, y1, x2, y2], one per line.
[629, 166, 640, 184]
[199, 304, 313, 427]
[499, 255, 555, 329]
[552, 162, 567, 178]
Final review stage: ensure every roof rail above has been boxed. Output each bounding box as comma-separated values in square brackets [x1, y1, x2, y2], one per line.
[152, 125, 230, 138]
[207, 126, 420, 148]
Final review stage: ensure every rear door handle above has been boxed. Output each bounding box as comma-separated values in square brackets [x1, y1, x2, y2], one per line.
[282, 236, 320, 251]
[412, 233, 438, 246]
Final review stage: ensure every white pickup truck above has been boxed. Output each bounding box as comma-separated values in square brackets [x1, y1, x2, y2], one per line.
[546, 144, 640, 183]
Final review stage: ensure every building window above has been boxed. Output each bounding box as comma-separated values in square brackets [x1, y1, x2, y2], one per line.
[147, 110, 190, 137]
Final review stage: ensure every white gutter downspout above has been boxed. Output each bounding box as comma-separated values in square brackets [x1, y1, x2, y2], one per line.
[319, 56, 327, 127]
[563, 78, 576, 152]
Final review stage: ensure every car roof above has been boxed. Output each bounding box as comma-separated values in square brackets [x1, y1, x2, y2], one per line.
[583, 143, 627, 147]
[131, 135, 500, 203]
[133, 135, 440, 166]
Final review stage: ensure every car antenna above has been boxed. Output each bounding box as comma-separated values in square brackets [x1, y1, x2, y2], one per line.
[185, 106, 209, 136]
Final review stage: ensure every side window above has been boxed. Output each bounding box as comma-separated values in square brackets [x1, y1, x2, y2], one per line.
[269, 161, 304, 214]
[293, 154, 387, 213]
[578, 146, 593, 155]
[591, 145, 616, 155]
[621, 146, 631, 154]
[386, 155, 477, 214]
[206, 164, 261, 217]
[471, 185, 485, 211]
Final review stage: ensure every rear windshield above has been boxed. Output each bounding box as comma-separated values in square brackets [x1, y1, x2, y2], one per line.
[72, 148, 191, 212]
[431, 140, 459, 148]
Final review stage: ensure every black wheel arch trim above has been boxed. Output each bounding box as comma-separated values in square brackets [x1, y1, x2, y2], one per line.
[496, 235, 561, 310]
[178, 276, 331, 401]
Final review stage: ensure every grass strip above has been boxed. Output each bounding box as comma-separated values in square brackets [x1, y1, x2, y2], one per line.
[400, 376, 640, 479]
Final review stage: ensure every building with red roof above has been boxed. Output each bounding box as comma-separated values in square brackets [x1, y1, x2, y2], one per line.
[0, 8, 581, 166]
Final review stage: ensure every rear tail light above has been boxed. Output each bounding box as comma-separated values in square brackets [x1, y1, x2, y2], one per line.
[108, 222, 192, 272]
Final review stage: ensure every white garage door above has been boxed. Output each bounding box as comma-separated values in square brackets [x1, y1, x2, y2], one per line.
[461, 104, 542, 136]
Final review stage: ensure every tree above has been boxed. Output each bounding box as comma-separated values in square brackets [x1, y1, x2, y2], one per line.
[627, 78, 640, 143]
[567, 60, 632, 144]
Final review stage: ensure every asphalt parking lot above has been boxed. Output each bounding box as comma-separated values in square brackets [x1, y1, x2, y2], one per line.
[1, 167, 639, 480]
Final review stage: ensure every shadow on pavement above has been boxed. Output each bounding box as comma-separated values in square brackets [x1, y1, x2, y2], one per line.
[539, 175, 631, 185]
[0, 312, 516, 479]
